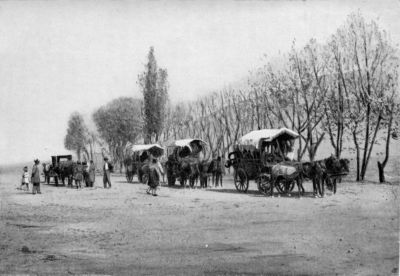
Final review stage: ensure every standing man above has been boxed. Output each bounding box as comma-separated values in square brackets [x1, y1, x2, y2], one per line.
[31, 159, 42, 194]
[103, 157, 112, 189]
[88, 160, 96, 187]
[42, 163, 50, 184]
[215, 156, 223, 187]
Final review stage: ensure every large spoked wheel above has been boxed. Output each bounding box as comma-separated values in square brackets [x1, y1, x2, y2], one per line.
[234, 168, 249, 193]
[257, 173, 272, 196]
[275, 177, 295, 194]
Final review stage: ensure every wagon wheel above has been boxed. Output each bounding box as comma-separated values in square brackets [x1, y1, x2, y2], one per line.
[257, 173, 272, 196]
[234, 168, 249, 193]
[275, 177, 295, 194]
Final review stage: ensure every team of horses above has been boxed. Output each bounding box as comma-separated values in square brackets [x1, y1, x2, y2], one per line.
[43, 161, 86, 186]
[162, 154, 350, 198]
[274, 155, 350, 197]
[167, 159, 223, 188]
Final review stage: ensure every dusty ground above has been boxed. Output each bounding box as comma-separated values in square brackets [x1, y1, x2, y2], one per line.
[0, 168, 398, 275]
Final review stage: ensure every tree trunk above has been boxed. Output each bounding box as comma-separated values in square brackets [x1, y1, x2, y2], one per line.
[352, 129, 360, 181]
[377, 105, 393, 183]
[377, 161, 385, 183]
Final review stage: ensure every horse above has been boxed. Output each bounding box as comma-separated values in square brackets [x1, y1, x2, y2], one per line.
[303, 156, 350, 197]
[302, 161, 326, 197]
[198, 160, 213, 188]
[270, 162, 305, 197]
[208, 157, 223, 187]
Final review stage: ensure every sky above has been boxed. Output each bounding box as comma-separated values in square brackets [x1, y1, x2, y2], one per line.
[0, 0, 399, 165]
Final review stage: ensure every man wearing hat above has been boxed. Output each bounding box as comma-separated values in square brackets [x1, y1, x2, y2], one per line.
[103, 157, 112, 189]
[31, 159, 42, 194]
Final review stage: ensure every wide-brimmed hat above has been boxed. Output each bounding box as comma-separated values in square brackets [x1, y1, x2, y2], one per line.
[34, 159, 40, 164]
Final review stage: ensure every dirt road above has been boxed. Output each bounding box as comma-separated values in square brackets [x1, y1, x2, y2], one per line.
[0, 171, 398, 275]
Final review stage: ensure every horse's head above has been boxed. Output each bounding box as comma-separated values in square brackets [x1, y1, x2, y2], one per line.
[325, 155, 341, 173]
[301, 162, 313, 179]
[339, 158, 350, 174]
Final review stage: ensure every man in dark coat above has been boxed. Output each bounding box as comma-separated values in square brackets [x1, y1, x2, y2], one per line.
[88, 160, 96, 187]
[214, 156, 223, 187]
[103, 157, 112, 189]
[31, 159, 41, 194]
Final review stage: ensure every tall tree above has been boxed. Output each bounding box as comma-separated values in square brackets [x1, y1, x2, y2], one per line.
[335, 13, 399, 180]
[93, 97, 142, 170]
[64, 112, 90, 161]
[138, 47, 169, 144]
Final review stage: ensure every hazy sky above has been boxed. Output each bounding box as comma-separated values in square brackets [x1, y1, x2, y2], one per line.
[0, 0, 399, 165]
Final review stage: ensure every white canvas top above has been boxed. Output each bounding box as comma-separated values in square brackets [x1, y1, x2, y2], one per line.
[238, 128, 299, 149]
[168, 139, 206, 148]
[125, 143, 165, 157]
[129, 144, 164, 152]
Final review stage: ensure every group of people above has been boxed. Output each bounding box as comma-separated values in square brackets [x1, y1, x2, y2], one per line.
[19, 157, 114, 194]
[19, 159, 42, 194]
[72, 160, 97, 189]
[19, 154, 219, 197]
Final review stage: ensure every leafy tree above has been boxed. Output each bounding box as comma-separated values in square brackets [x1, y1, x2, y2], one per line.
[138, 47, 169, 144]
[93, 97, 142, 169]
[64, 112, 90, 161]
[333, 13, 399, 180]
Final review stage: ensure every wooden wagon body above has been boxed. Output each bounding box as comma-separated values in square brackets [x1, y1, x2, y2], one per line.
[124, 144, 164, 183]
[165, 139, 208, 187]
[226, 128, 300, 194]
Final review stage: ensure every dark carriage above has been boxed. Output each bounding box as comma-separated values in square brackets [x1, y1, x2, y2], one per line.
[47, 155, 74, 186]
[225, 128, 301, 194]
[124, 144, 164, 184]
[165, 139, 208, 187]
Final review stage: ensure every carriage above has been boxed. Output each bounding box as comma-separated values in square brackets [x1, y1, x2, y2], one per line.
[124, 144, 164, 184]
[225, 128, 301, 194]
[165, 139, 208, 187]
[47, 155, 74, 186]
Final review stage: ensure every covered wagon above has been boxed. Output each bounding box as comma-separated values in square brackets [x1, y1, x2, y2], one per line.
[226, 128, 301, 195]
[124, 143, 164, 184]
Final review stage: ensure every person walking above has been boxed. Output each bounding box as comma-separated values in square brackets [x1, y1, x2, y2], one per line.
[88, 160, 96, 187]
[146, 158, 163, 196]
[31, 159, 41, 194]
[103, 157, 112, 189]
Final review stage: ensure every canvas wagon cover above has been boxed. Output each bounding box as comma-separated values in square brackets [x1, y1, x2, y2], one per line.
[238, 128, 299, 149]
[167, 139, 207, 157]
[125, 143, 164, 157]
[167, 139, 206, 148]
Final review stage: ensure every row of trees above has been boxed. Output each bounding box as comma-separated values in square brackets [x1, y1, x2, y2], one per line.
[64, 13, 399, 182]
[161, 13, 399, 181]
